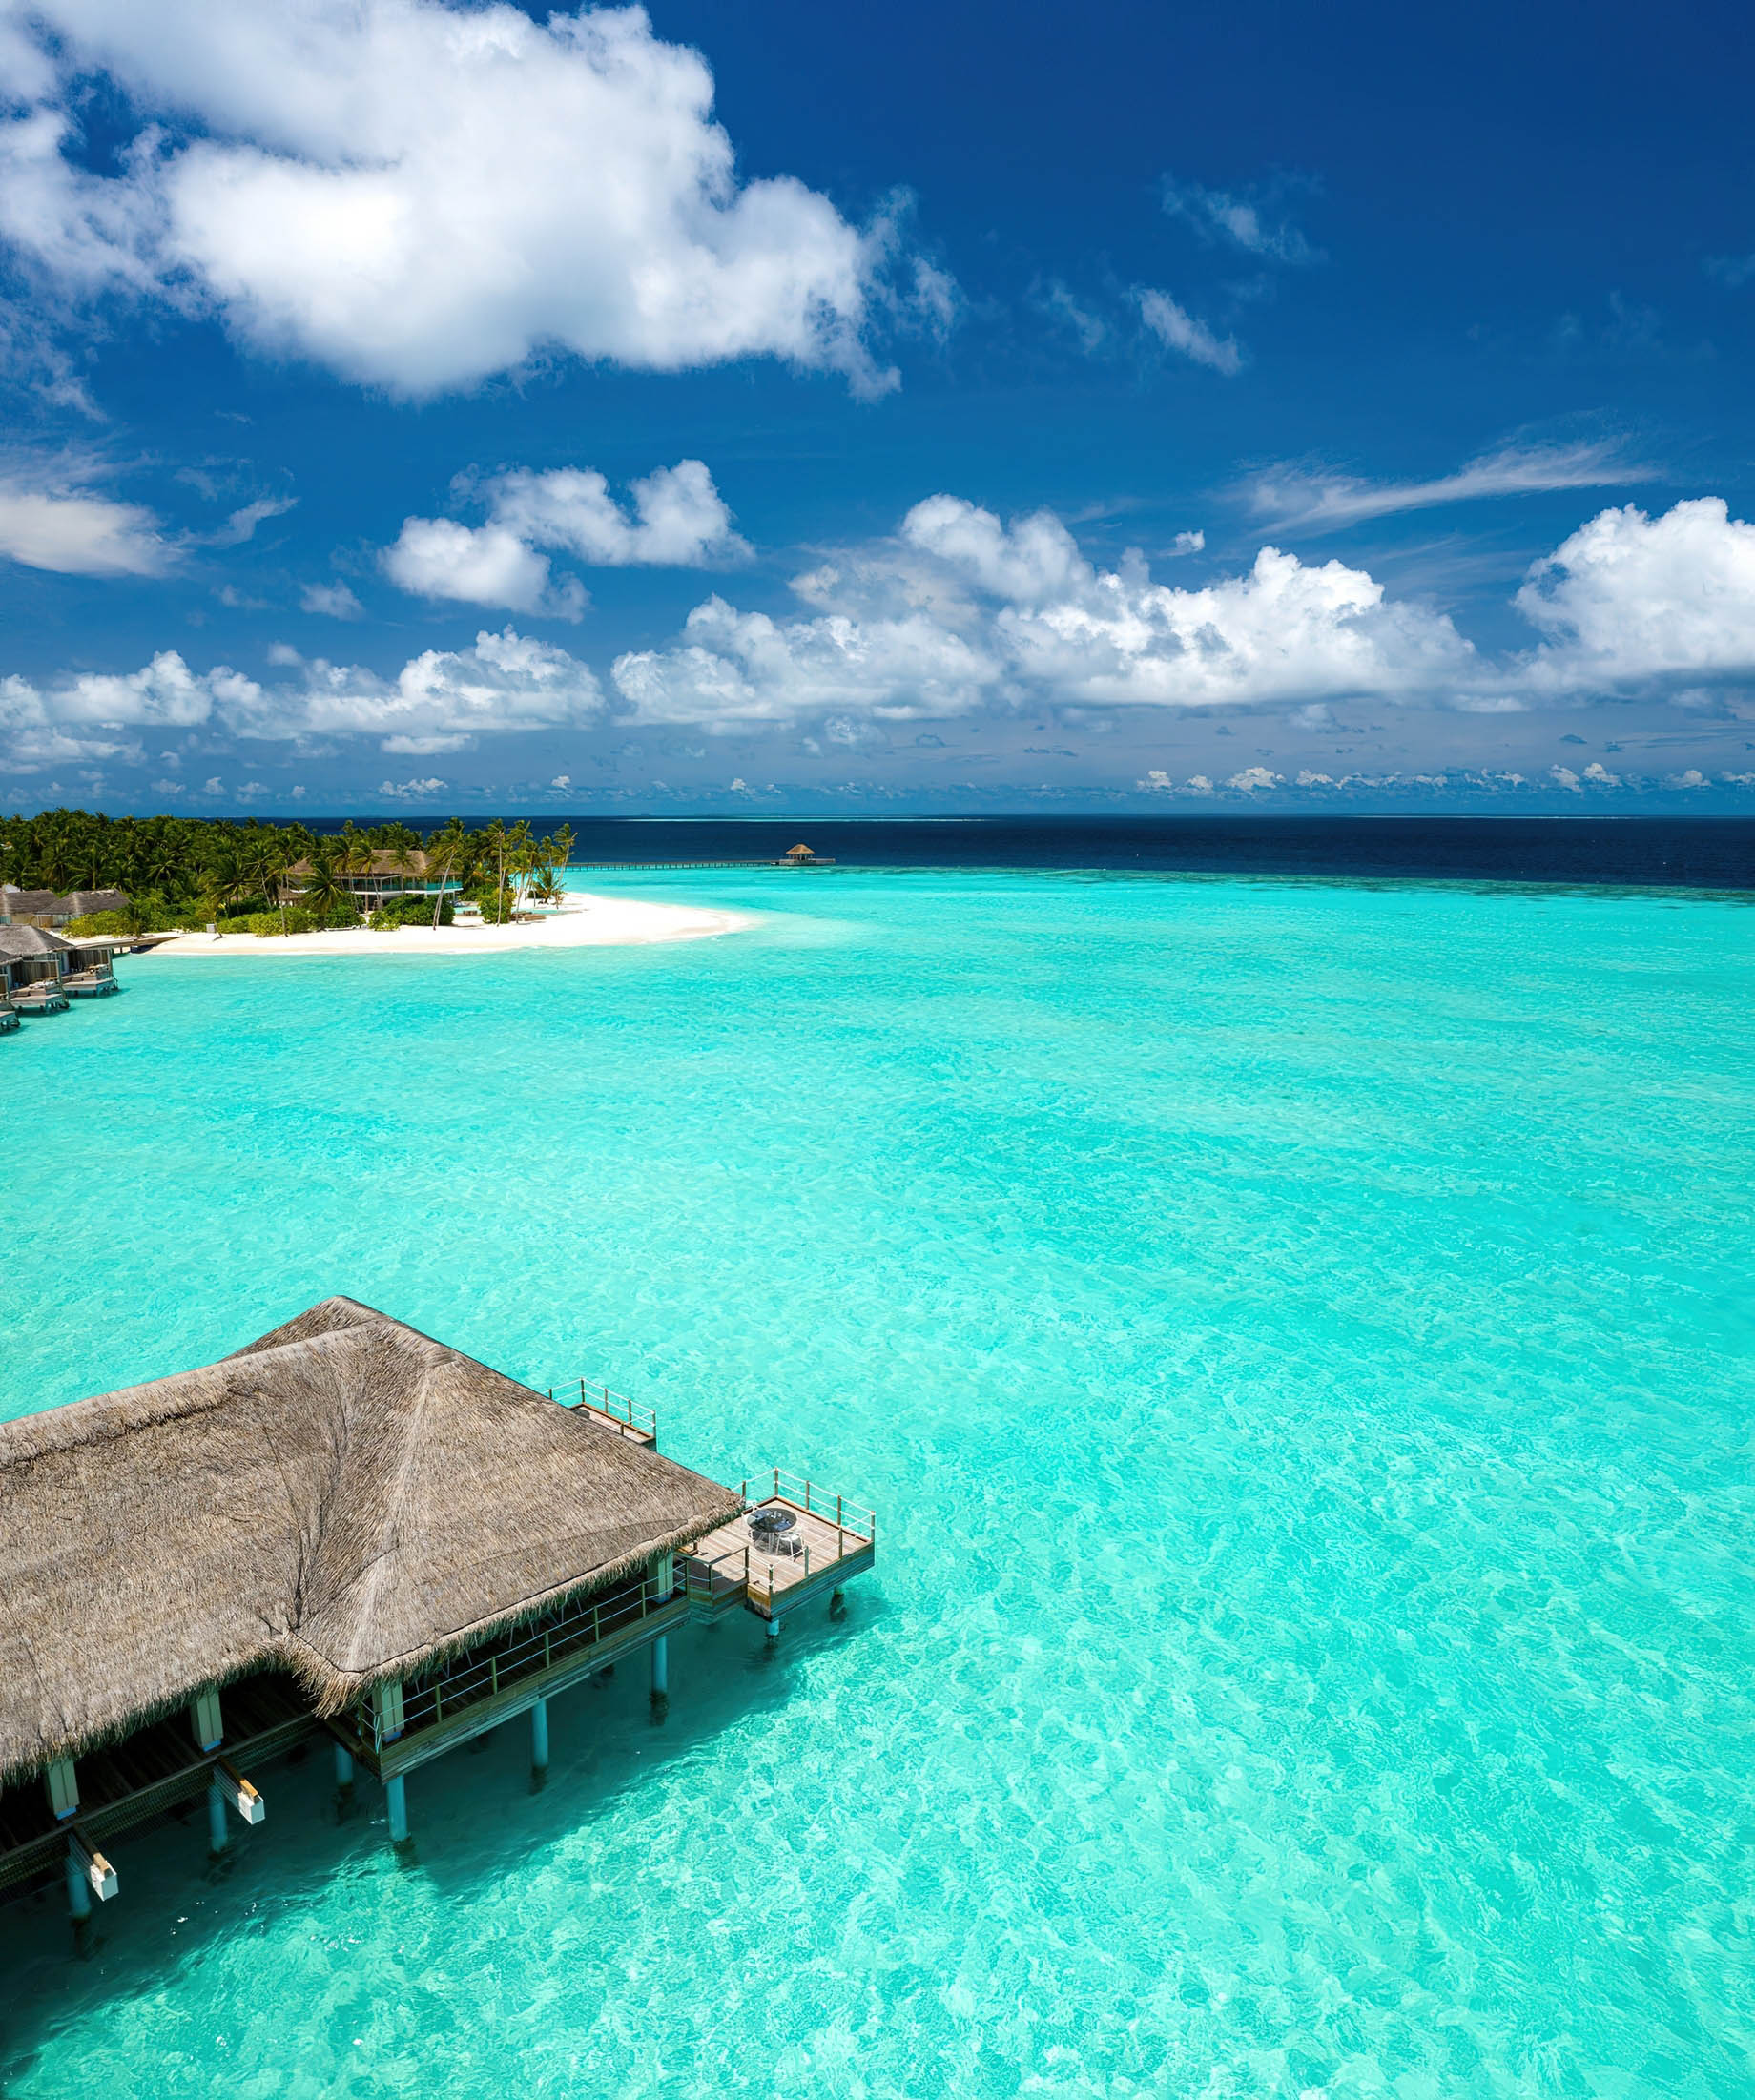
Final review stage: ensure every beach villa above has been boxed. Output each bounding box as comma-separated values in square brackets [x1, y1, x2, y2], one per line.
[0, 886, 130, 930]
[282, 851, 463, 915]
[0, 1299, 875, 1921]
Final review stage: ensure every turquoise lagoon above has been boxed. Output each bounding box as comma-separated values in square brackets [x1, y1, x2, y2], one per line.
[1, 867, 1751, 2098]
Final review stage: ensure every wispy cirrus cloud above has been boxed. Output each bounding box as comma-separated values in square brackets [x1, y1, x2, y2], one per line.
[1704, 254, 1755, 289]
[1243, 438, 1648, 532]
[1137, 289, 1242, 376]
[1160, 174, 1322, 266]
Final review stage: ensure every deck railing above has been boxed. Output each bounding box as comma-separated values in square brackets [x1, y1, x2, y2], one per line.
[740, 1467, 878, 1547]
[381, 1566, 681, 1746]
[550, 1379, 656, 1441]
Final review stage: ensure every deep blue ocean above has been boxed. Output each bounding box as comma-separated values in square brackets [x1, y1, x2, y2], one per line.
[307, 813, 1755, 890]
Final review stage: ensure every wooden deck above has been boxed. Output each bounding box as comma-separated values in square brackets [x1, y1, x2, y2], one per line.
[0, 1674, 316, 1897]
[332, 1579, 688, 1780]
[684, 1491, 876, 1622]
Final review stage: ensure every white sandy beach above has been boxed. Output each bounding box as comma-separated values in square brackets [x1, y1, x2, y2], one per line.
[147, 888, 753, 957]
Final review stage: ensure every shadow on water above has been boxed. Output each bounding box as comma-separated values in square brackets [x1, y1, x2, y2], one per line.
[0, 1594, 888, 2078]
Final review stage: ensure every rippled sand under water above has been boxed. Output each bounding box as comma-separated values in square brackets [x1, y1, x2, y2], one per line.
[1, 868, 1750, 2098]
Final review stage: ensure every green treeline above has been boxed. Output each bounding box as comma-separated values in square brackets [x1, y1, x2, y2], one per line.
[0, 810, 575, 934]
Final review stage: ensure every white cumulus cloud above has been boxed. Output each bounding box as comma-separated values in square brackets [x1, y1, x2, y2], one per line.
[489, 461, 749, 568]
[382, 519, 587, 620]
[1517, 498, 1755, 693]
[0, 625, 604, 767]
[383, 459, 747, 614]
[613, 492, 1480, 727]
[0, 0, 902, 397]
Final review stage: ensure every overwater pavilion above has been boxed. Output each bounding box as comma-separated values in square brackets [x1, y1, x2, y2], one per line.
[0, 925, 121, 1014]
[0, 1299, 875, 1921]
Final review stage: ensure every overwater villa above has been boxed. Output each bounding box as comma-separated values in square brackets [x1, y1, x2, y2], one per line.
[0, 925, 120, 1016]
[283, 850, 464, 915]
[0, 1299, 875, 1922]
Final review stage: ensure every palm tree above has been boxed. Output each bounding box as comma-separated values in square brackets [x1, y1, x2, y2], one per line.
[246, 837, 294, 937]
[480, 819, 507, 924]
[425, 819, 466, 931]
[340, 825, 381, 913]
[299, 846, 354, 927]
[506, 823, 540, 915]
[201, 846, 251, 935]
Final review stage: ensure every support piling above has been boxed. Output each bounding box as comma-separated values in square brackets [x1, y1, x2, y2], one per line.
[530, 1698, 549, 1772]
[385, 1775, 408, 1843]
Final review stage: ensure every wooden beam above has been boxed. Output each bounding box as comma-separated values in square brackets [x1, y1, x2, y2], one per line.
[212, 1757, 265, 1826]
[69, 1831, 116, 1903]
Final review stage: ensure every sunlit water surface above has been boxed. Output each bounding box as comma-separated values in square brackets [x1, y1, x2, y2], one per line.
[1, 869, 1751, 2099]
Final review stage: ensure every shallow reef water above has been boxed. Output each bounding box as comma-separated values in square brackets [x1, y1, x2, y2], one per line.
[1, 867, 1750, 2098]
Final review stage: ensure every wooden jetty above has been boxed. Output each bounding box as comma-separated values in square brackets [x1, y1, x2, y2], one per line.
[0, 1299, 876, 1916]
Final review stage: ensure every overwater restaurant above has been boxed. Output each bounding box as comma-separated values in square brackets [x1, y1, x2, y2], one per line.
[0, 1298, 875, 1919]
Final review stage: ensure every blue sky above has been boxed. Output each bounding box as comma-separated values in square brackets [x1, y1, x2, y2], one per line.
[4, 0, 1755, 815]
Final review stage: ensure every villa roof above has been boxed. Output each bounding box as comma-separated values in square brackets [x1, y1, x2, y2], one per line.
[0, 925, 72, 961]
[0, 888, 128, 919]
[0, 1298, 742, 1782]
[285, 851, 433, 878]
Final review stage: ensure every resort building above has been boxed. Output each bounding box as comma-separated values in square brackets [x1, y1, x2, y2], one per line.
[0, 1298, 874, 1920]
[0, 885, 130, 929]
[282, 851, 463, 915]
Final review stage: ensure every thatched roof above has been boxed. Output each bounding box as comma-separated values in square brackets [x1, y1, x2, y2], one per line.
[285, 851, 434, 879]
[0, 925, 72, 961]
[0, 887, 127, 921]
[0, 1298, 742, 1782]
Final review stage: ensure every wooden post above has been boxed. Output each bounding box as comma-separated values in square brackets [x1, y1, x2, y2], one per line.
[374, 1680, 405, 1744]
[191, 1686, 223, 1753]
[650, 1636, 669, 1700]
[45, 1757, 78, 1822]
[385, 1776, 408, 1843]
[66, 1849, 92, 1923]
[208, 1779, 229, 1855]
[334, 1743, 354, 1787]
[530, 1698, 549, 1772]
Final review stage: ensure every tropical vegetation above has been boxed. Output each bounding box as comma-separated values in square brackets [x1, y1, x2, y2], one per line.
[0, 811, 574, 937]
